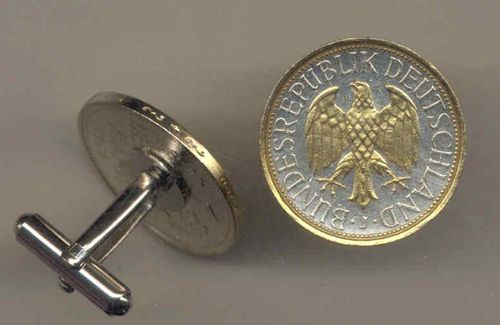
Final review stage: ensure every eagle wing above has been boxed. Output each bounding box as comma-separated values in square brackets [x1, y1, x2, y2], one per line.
[305, 87, 348, 173]
[375, 85, 420, 171]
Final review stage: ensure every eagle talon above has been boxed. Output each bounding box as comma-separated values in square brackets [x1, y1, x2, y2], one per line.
[318, 177, 346, 196]
[381, 176, 410, 193]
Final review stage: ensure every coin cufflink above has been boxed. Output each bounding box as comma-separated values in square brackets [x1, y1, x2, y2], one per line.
[15, 92, 242, 315]
[260, 38, 466, 245]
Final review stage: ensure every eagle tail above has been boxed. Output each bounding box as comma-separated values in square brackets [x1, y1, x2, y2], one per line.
[349, 164, 378, 208]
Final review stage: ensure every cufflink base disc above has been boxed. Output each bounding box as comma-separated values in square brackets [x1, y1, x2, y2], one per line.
[79, 92, 241, 256]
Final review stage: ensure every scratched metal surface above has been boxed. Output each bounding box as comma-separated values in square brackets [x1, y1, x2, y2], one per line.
[79, 92, 239, 255]
[0, 1, 497, 324]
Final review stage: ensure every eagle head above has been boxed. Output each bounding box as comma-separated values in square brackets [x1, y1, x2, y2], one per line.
[350, 81, 374, 110]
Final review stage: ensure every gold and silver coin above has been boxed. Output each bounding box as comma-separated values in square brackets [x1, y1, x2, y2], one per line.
[260, 38, 466, 245]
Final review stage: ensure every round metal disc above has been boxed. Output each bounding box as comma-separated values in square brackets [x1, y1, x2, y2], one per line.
[260, 38, 466, 245]
[79, 92, 242, 255]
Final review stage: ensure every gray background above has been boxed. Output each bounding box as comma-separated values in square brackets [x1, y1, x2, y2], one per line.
[0, 1, 497, 324]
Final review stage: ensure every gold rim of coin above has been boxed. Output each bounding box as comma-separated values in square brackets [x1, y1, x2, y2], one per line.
[260, 38, 466, 245]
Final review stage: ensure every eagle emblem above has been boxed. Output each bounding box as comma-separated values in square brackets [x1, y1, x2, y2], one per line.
[305, 81, 420, 207]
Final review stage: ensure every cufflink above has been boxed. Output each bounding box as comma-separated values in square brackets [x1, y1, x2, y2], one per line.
[15, 92, 242, 315]
[260, 38, 465, 245]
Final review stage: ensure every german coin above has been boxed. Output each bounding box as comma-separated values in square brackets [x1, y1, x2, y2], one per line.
[79, 92, 242, 255]
[260, 38, 466, 245]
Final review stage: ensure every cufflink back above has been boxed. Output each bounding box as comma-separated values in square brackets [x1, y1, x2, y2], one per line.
[15, 92, 241, 315]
